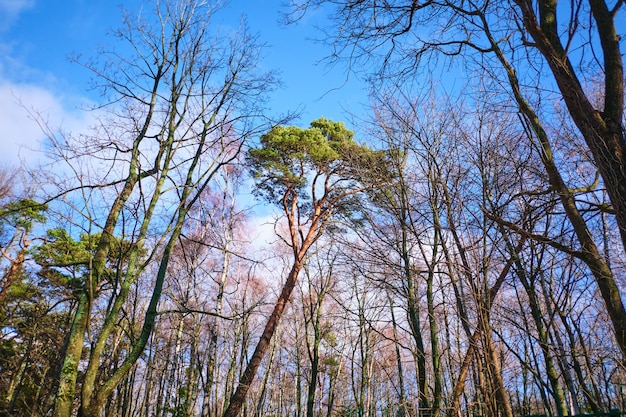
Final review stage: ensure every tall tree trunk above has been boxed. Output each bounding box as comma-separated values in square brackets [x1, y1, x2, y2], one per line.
[403, 229, 429, 413]
[223, 261, 304, 417]
[481, 320, 514, 417]
[514, 0, 626, 252]
[325, 353, 343, 417]
[53, 291, 90, 417]
[295, 319, 304, 417]
[388, 293, 408, 416]
[447, 238, 522, 417]
[203, 239, 231, 417]
[484, 14, 626, 361]
[254, 334, 278, 417]
[556, 309, 601, 413]
[512, 244, 568, 416]
[4, 340, 29, 413]
[424, 229, 442, 417]
[0, 244, 28, 304]
[79, 216, 187, 417]
[306, 310, 322, 417]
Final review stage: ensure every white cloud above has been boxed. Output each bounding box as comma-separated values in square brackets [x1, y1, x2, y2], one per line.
[0, 0, 34, 31]
[0, 81, 93, 168]
[249, 212, 283, 247]
[0, 0, 95, 169]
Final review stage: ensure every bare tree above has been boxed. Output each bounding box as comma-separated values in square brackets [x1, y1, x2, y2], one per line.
[290, 0, 626, 365]
[33, 2, 279, 416]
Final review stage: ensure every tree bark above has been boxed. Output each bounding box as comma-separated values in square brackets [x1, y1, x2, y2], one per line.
[53, 291, 90, 417]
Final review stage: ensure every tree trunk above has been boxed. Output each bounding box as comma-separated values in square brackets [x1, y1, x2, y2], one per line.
[388, 294, 408, 415]
[0, 245, 27, 304]
[425, 233, 442, 417]
[222, 261, 304, 417]
[306, 312, 321, 417]
[481, 321, 514, 417]
[254, 334, 278, 417]
[448, 236, 521, 417]
[514, 0, 626, 252]
[501, 0, 626, 361]
[5, 341, 29, 412]
[512, 244, 568, 416]
[53, 290, 90, 417]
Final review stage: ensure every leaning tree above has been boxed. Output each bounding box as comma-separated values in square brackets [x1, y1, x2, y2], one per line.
[223, 117, 391, 417]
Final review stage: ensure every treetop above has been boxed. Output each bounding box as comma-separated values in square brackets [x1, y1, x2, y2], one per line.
[248, 117, 388, 205]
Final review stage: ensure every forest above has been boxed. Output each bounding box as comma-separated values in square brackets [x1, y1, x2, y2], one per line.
[0, 0, 625, 417]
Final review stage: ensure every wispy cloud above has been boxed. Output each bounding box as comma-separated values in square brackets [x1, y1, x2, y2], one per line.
[0, 81, 92, 168]
[0, 0, 35, 31]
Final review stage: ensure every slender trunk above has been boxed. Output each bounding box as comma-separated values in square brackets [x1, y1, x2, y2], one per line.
[5, 342, 29, 412]
[539, 265, 579, 415]
[306, 316, 321, 417]
[227, 311, 250, 415]
[481, 318, 514, 417]
[295, 320, 303, 417]
[141, 334, 156, 417]
[325, 354, 343, 417]
[401, 215, 431, 415]
[80, 214, 187, 417]
[450, 330, 481, 417]
[448, 238, 522, 417]
[166, 317, 185, 414]
[0, 244, 27, 304]
[514, 257, 568, 416]
[426, 248, 442, 417]
[548, 324, 580, 416]
[120, 369, 136, 417]
[254, 334, 277, 417]
[556, 309, 600, 413]
[357, 289, 370, 417]
[572, 315, 605, 410]
[204, 241, 231, 417]
[186, 327, 202, 416]
[31, 364, 50, 417]
[155, 328, 174, 417]
[404, 237, 429, 412]
[388, 294, 407, 414]
[223, 261, 304, 417]
[474, 354, 491, 417]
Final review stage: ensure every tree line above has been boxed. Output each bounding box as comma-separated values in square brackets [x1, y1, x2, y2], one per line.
[0, 1, 624, 417]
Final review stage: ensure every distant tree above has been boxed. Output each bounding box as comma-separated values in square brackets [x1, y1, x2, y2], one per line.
[223, 117, 391, 417]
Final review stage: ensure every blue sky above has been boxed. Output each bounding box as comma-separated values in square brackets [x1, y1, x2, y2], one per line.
[0, 0, 370, 166]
